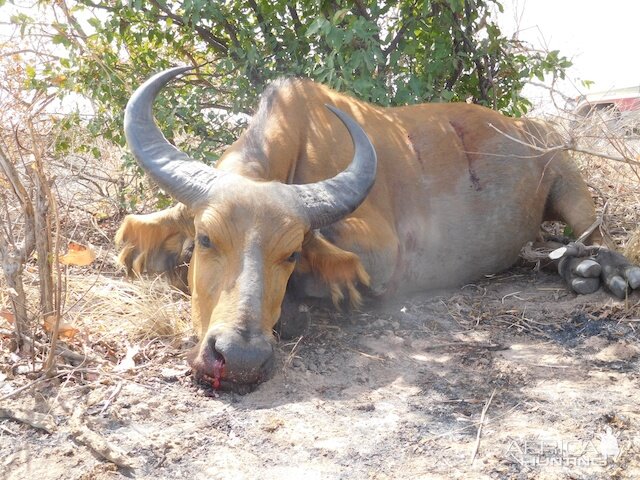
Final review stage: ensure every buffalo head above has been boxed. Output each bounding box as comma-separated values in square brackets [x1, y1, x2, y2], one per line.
[124, 67, 377, 391]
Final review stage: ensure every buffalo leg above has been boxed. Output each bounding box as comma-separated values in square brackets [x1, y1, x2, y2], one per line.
[274, 289, 310, 340]
[545, 165, 640, 297]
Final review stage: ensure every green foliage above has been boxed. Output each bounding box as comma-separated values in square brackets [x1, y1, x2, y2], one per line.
[8, 0, 571, 167]
[563, 225, 575, 239]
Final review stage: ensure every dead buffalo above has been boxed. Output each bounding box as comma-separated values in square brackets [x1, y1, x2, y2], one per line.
[116, 67, 640, 392]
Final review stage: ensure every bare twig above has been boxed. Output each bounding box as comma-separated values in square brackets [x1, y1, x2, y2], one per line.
[19, 330, 107, 365]
[0, 375, 53, 402]
[284, 335, 304, 370]
[470, 387, 496, 464]
[99, 382, 123, 415]
[487, 122, 640, 167]
[0, 144, 34, 343]
[69, 406, 136, 470]
[24, 119, 64, 376]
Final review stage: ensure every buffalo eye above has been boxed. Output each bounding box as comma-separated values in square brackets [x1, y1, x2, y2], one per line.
[285, 251, 301, 263]
[198, 234, 212, 249]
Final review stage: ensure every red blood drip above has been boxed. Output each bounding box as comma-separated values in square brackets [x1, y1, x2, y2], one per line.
[212, 357, 225, 390]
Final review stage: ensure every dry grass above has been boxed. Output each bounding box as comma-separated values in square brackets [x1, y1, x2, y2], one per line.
[626, 230, 640, 265]
[554, 112, 640, 250]
[63, 273, 192, 343]
[0, 263, 192, 382]
[578, 148, 640, 250]
[1, 258, 191, 339]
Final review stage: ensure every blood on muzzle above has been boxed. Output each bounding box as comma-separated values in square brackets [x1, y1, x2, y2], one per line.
[190, 328, 275, 391]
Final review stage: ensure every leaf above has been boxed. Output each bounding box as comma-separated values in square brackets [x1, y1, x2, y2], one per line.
[43, 315, 79, 339]
[306, 17, 327, 37]
[332, 8, 349, 23]
[87, 17, 101, 30]
[51, 33, 70, 46]
[563, 225, 575, 238]
[113, 344, 140, 373]
[59, 242, 97, 266]
[0, 310, 14, 324]
[25, 64, 35, 79]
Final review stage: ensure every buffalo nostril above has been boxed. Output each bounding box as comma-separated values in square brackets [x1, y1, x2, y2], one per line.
[202, 338, 226, 389]
[212, 351, 225, 382]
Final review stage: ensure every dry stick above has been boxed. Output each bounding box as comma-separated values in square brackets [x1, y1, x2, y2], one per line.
[17, 330, 106, 365]
[487, 122, 640, 167]
[27, 119, 64, 376]
[0, 144, 35, 344]
[99, 382, 123, 415]
[430, 401, 521, 442]
[0, 407, 56, 433]
[69, 406, 136, 470]
[470, 387, 496, 464]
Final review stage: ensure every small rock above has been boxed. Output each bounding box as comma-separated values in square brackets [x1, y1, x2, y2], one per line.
[262, 417, 284, 433]
[161, 366, 190, 381]
[355, 403, 375, 412]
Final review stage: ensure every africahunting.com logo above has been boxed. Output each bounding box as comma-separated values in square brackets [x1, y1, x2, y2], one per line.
[505, 428, 623, 467]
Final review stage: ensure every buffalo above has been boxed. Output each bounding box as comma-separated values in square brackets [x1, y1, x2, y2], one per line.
[116, 67, 640, 392]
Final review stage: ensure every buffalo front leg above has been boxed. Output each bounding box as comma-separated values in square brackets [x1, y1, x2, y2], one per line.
[274, 288, 310, 340]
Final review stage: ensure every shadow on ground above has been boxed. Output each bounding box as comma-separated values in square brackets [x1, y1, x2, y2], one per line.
[2, 267, 640, 480]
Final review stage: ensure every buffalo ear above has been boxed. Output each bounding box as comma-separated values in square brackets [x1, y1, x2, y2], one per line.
[298, 232, 370, 308]
[115, 203, 195, 293]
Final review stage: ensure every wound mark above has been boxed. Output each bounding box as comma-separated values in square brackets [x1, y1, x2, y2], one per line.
[449, 120, 482, 191]
[406, 133, 423, 169]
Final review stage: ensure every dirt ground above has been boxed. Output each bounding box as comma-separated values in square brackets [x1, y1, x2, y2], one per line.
[2, 262, 639, 480]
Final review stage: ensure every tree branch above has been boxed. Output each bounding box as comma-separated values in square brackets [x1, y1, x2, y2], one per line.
[247, 0, 270, 40]
[149, 0, 229, 55]
[0, 143, 35, 256]
[352, 0, 371, 20]
[487, 122, 640, 167]
[287, 4, 303, 33]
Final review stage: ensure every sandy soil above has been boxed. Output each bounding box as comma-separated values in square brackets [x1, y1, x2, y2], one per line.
[1, 264, 639, 480]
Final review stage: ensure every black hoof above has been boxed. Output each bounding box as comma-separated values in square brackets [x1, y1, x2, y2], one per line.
[575, 259, 601, 278]
[571, 277, 600, 295]
[557, 245, 640, 298]
[626, 266, 640, 289]
[606, 275, 627, 299]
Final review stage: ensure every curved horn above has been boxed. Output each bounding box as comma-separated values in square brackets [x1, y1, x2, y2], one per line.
[291, 105, 377, 230]
[124, 66, 223, 206]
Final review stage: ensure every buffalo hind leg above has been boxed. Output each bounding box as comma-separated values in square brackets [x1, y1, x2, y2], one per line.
[559, 247, 640, 298]
[546, 167, 640, 297]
